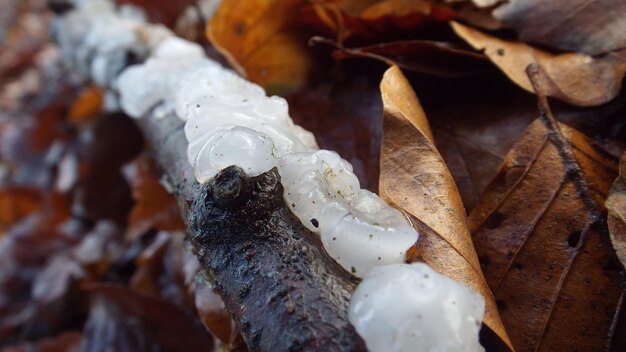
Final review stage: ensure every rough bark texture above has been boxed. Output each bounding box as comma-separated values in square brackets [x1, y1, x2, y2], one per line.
[137, 114, 365, 351]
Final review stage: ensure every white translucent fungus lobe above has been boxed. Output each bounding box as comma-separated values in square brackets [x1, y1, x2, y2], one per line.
[279, 150, 418, 277]
[349, 263, 486, 352]
[189, 126, 278, 183]
[117, 37, 208, 118]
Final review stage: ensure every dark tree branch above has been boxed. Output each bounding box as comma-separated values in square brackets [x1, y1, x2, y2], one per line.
[137, 113, 366, 351]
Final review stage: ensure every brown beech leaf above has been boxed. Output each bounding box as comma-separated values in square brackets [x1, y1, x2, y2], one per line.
[207, 0, 312, 94]
[468, 67, 626, 351]
[125, 157, 185, 239]
[310, 36, 489, 77]
[379, 65, 513, 350]
[493, 0, 626, 56]
[451, 21, 626, 107]
[422, 72, 626, 212]
[607, 153, 626, 269]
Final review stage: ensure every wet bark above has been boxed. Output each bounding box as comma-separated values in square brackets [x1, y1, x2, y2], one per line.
[137, 114, 366, 351]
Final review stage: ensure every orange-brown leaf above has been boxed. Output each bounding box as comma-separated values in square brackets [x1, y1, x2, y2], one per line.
[607, 153, 626, 269]
[379, 65, 513, 350]
[68, 85, 103, 124]
[126, 158, 184, 239]
[207, 0, 312, 94]
[451, 21, 626, 107]
[468, 97, 625, 350]
[0, 187, 41, 231]
[310, 0, 455, 42]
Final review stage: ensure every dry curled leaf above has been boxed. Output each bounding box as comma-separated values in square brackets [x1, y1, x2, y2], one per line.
[469, 72, 626, 351]
[493, 0, 626, 56]
[451, 21, 626, 107]
[207, 0, 312, 94]
[607, 153, 626, 269]
[379, 65, 513, 350]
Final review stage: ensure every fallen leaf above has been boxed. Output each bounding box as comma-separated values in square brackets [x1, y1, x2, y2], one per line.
[451, 21, 626, 107]
[379, 65, 513, 350]
[84, 284, 214, 352]
[0, 187, 41, 231]
[2, 331, 82, 352]
[125, 157, 185, 239]
[207, 0, 312, 94]
[194, 277, 239, 346]
[421, 72, 626, 211]
[607, 153, 626, 269]
[31, 256, 85, 305]
[311, 36, 489, 77]
[468, 67, 626, 351]
[68, 85, 103, 124]
[493, 0, 626, 56]
[308, 0, 455, 43]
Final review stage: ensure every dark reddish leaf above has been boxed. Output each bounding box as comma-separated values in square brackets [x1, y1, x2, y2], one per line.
[194, 279, 239, 346]
[311, 36, 489, 77]
[124, 157, 184, 239]
[130, 232, 191, 307]
[287, 70, 385, 191]
[2, 331, 82, 352]
[84, 284, 214, 352]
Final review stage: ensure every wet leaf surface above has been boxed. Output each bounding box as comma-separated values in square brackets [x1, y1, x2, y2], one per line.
[468, 70, 626, 351]
[379, 65, 513, 349]
[493, 0, 626, 56]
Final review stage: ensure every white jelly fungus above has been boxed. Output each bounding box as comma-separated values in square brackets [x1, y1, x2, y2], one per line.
[53, 3, 486, 350]
[349, 263, 486, 352]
